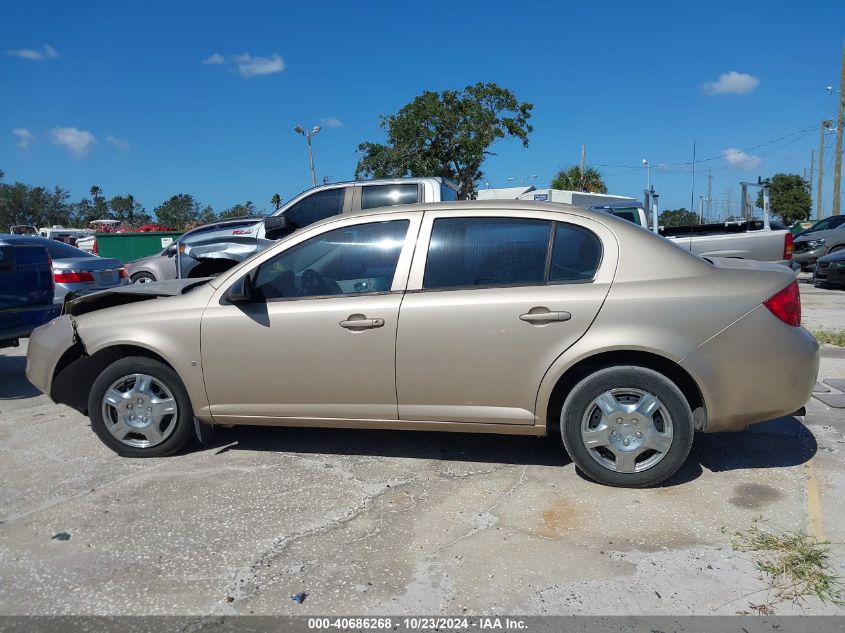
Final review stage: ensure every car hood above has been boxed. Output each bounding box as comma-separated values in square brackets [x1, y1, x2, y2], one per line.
[818, 249, 845, 264]
[794, 228, 843, 243]
[66, 278, 211, 316]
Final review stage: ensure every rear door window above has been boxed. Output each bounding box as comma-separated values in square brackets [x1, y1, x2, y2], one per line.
[423, 218, 551, 289]
[361, 184, 419, 210]
[284, 188, 347, 229]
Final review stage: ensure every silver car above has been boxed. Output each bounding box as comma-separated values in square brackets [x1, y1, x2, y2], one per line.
[26, 201, 819, 487]
[125, 218, 264, 283]
[1, 235, 128, 304]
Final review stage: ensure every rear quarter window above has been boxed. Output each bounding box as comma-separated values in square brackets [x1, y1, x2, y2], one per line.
[361, 184, 419, 210]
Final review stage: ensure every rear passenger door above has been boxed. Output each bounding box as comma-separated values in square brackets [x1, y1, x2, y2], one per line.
[395, 210, 617, 426]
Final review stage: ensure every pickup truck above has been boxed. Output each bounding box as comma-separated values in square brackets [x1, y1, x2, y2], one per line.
[590, 201, 794, 266]
[173, 177, 458, 280]
[0, 237, 61, 349]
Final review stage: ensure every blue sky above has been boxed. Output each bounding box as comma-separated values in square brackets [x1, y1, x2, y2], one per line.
[2, 0, 844, 218]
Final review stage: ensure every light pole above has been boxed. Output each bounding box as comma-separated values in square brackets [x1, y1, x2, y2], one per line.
[507, 174, 538, 187]
[818, 119, 835, 218]
[828, 52, 845, 216]
[642, 159, 651, 192]
[294, 124, 321, 188]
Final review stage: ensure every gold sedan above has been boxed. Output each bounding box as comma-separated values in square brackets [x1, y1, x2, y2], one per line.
[26, 201, 819, 487]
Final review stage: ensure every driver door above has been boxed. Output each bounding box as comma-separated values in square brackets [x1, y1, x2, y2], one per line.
[201, 215, 419, 424]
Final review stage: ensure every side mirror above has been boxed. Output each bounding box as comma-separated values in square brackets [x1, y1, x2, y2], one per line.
[224, 270, 257, 304]
[264, 215, 294, 240]
[165, 244, 177, 257]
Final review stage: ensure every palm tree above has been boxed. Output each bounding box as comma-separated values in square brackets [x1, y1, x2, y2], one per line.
[550, 166, 608, 194]
[271, 193, 282, 211]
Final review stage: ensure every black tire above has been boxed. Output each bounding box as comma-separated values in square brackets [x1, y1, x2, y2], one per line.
[87, 356, 195, 457]
[130, 271, 157, 284]
[560, 366, 694, 487]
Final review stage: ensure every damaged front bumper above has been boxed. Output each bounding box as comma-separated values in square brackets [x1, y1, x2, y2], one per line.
[25, 315, 79, 397]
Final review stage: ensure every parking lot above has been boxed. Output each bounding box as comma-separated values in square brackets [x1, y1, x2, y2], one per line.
[0, 279, 843, 617]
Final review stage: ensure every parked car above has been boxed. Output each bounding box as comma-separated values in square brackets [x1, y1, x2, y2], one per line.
[813, 248, 845, 288]
[0, 237, 60, 349]
[793, 222, 845, 271]
[26, 200, 818, 487]
[588, 202, 793, 266]
[172, 177, 459, 279]
[795, 215, 845, 238]
[125, 217, 265, 283]
[0, 235, 128, 304]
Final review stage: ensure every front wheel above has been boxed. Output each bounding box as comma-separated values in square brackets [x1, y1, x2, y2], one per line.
[560, 366, 694, 487]
[87, 356, 195, 457]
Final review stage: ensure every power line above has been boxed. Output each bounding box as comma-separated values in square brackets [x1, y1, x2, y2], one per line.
[592, 122, 821, 172]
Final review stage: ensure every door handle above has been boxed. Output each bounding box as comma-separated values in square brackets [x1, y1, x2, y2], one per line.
[519, 309, 572, 324]
[339, 315, 385, 330]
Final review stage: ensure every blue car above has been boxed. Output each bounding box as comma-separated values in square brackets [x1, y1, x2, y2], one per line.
[0, 237, 61, 349]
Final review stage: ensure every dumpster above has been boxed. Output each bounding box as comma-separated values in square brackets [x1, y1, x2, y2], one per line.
[94, 231, 184, 263]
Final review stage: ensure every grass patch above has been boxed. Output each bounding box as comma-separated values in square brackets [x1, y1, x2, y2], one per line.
[813, 330, 845, 346]
[723, 520, 844, 608]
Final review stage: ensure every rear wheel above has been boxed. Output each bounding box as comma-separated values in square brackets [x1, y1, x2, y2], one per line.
[560, 366, 693, 487]
[130, 271, 156, 284]
[87, 356, 195, 457]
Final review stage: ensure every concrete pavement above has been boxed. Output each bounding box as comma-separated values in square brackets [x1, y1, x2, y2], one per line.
[1, 284, 843, 616]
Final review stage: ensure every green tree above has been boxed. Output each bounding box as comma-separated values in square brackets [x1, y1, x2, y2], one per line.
[0, 181, 73, 228]
[89, 185, 110, 220]
[154, 194, 216, 229]
[756, 173, 812, 224]
[659, 208, 700, 227]
[109, 194, 151, 226]
[218, 201, 258, 219]
[271, 193, 282, 211]
[355, 82, 533, 199]
[550, 166, 608, 193]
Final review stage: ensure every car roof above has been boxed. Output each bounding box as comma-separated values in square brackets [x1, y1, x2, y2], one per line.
[312, 199, 636, 232]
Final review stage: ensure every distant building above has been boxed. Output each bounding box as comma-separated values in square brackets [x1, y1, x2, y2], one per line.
[475, 186, 536, 200]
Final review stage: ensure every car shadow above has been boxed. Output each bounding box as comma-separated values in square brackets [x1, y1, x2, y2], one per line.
[202, 414, 817, 487]
[0, 354, 41, 400]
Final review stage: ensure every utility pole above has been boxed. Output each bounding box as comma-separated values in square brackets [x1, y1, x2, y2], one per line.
[690, 139, 696, 215]
[707, 171, 713, 220]
[818, 119, 833, 218]
[808, 149, 815, 215]
[579, 144, 586, 190]
[833, 42, 845, 216]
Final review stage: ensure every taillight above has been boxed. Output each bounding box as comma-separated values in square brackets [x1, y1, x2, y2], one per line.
[92, 240, 98, 255]
[783, 232, 794, 260]
[54, 270, 96, 283]
[763, 281, 801, 327]
[118, 267, 128, 278]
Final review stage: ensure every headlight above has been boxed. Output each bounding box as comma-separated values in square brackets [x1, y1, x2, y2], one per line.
[806, 239, 825, 249]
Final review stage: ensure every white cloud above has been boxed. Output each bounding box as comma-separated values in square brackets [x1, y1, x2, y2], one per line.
[204, 52, 285, 78]
[722, 147, 762, 171]
[319, 117, 343, 128]
[106, 134, 130, 150]
[12, 128, 35, 148]
[703, 71, 759, 95]
[5, 44, 59, 61]
[50, 127, 96, 157]
[202, 53, 224, 65]
[234, 52, 285, 77]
